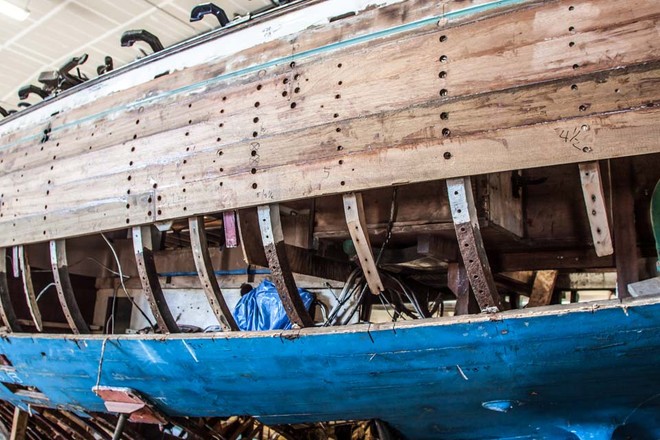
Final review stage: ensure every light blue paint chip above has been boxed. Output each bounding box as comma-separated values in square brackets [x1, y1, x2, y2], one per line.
[482, 400, 515, 413]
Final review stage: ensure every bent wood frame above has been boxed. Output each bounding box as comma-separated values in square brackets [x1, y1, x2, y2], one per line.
[0, 0, 657, 247]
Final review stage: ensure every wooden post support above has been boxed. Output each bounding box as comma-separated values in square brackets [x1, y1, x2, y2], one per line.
[132, 226, 180, 333]
[223, 211, 239, 248]
[447, 177, 499, 312]
[448, 262, 478, 316]
[257, 204, 314, 328]
[578, 162, 614, 256]
[16, 246, 42, 332]
[611, 158, 638, 298]
[188, 216, 239, 331]
[527, 270, 559, 308]
[0, 248, 22, 332]
[342, 193, 384, 295]
[10, 407, 28, 440]
[49, 240, 90, 334]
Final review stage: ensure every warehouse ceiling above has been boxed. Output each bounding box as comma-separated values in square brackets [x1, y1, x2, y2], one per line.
[0, 0, 274, 111]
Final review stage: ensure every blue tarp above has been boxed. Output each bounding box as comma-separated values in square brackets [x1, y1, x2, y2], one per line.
[233, 279, 314, 331]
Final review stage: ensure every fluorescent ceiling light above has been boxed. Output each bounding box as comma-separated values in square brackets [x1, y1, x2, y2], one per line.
[0, 0, 30, 21]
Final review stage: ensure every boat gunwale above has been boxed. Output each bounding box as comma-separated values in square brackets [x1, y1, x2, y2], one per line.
[2, 293, 657, 341]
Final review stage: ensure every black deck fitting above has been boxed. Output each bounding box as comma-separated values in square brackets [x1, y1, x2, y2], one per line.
[18, 84, 49, 100]
[97, 56, 114, 75]
[190, 3, 229, 26]
[120, 30, 164, 53]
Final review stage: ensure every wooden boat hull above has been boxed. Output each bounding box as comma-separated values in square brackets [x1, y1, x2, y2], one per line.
[0, 297, 658, 439]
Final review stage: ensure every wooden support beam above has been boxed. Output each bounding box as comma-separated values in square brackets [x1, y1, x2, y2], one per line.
[527, 270, 559, 308]
[49, 240, 89, 334]
[447, 177, 499, 311]
[0, 248, 22, 332]
[578, 162, 613, 256]
[238, 208, 352, 282]
[223, 211, 239, 248]
[16, 246, 42, 332]
[342, 193, 384, 296]
[447, 262, 478, 316]
[611, 158, 639, 298]
[132, 226, 179, 333]
[257, 205, 314, 328]
[188, 216, 239, 331]
[10, 407, 28, 440]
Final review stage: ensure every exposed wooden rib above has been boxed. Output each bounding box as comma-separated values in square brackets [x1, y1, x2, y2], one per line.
[10, 406, 28, 440]
[0, 248, 22, 332]
[578, 162, 613, 257]
[611, 158, 639, 298]
[447, 178, 499, 311]
[188, 216, 239, 331]
[16, 246, 42, 332]
[49, 240, 90, 334]
[1, 0, 660, 247]
[527, 270, 559, 308]
[223, 211, 239, 248]
[131, 226, 179, 333]
[342, 193, 384, 296]
[257, 204, 313, 328]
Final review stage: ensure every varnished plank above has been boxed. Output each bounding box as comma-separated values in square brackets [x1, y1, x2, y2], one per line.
[49, 240, 90, 334]
[188, 216, 239, 331]
[257, 205, 314, 328]
[447, 178, 499, 311]
[132, 226, 180, 333]
[0, 248, 22, 332]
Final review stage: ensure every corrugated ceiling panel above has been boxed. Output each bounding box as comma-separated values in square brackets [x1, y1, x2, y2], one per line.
[0, 0, 278, 107]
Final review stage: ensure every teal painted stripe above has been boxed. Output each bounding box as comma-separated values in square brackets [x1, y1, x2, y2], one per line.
[2, 0, 529, 151]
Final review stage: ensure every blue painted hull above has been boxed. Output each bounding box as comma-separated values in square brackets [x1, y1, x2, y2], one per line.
[0, 298, 659, 439]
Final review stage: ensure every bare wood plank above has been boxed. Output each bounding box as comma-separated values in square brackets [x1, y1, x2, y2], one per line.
[3, 106, 660, 249]
[16, 246, 42, 332]
[10, 407, 28, 440]
[342, 193, 384, 295]
[49, 240, 89, 334]
[132, 226, 179, 333]
[611, 158, 639, 298]
[527, 270, 559, 307]
[0, 0, 503, 144]
[447, 178, 499, 311]
[0, 0, 659, 246]
[0, 248, 22, 332]
[223, 211, 239, 248]
[188, 216, 239, 331]
[578, 162, 614, 256]
[257, 204, 314, 327]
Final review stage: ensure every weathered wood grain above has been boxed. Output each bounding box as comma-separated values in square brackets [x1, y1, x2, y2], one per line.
[188, 217, 239, 331]
[257, 204, 314, 327]
[0, 0, 658, 247]
[527, 270, 559, 307]
[343, 193, 384, 295]
[447, 178, 500, 311]
[49, 240, 90, 334]
[578, 162, 613, 256]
